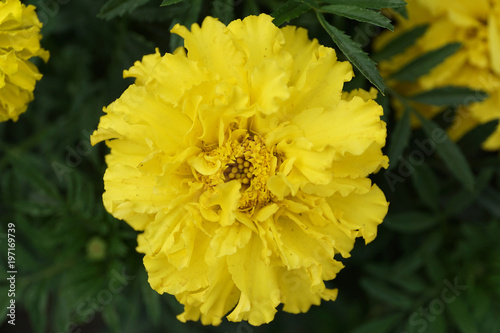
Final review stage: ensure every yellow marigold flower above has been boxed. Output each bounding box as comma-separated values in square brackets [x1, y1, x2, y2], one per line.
[91, 14, 389, 326]
[375, 0, 500, 151]
[0, 0, 49, 122]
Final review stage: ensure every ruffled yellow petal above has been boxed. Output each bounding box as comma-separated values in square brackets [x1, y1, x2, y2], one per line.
[123, 48, 162, 86]
[327, 185, 389, 244]
[226, 236, 281, 325]
[279, 266, 339, 314]
[280, 25, 319, 87]
[172, 16, 246, 84]
[287, 45, 353, 111]
[143, 235, 210, 294]
[291, 97, 386, 156]
[177, 259, 239, 325]
[93, 13, 389, 327]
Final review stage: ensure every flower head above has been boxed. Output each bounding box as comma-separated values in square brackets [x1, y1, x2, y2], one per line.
[375, 0, 500, 150]
[0, 0, 49, 122]
[91, 14, 389, 326]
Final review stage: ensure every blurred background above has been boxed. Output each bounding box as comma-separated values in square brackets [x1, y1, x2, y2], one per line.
[1, 1, 500, 332]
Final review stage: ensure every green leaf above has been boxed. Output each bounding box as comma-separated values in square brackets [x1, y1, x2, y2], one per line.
[271, 1, 310, 26]
[373, 24, 428, 61]
[12, 201, 58, 217]
[140, 271, 162, 326]
[390, 43, 462, 82]
[447, 297, 478, 333]
[413, 110, 475, 191]
[292, 0, 316, 8]
[161, 0, 184, 6]
[424, 256, 446, 284]
[409, 86, 488, 106]
[411, 163, 440, 211]
[444, 167, 494, 216]
[322, 0, 407, 9]
[212, 0, 235, 24]
[383, 211, 440, 233]
[24, 283, 49, 333]
[387, 107, 411, 171]
[360, 278, 413, 308]
[469, 287, 491, 323]
[392, 4, 408, 18]
[7, 151, 61, 201]
[320, 5, 393, 30]
[317, 13, 386, 93]
[0, 285, 9, 326]
[102, 305, 121, 333]
[478, 187, 500, 217]
[458, 119, 499, 154]
[350, 314, 402, 333]
[98, 0, 151, 20]
[365, 264, 428, 293]
[394, 253, 424, 276]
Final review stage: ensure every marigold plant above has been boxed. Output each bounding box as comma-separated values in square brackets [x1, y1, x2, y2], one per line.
[0, 0, 49, 122]
[375, 0, 500, 151]
[91, 14, 389, 326]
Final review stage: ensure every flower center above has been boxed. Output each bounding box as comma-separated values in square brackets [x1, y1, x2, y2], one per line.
[199, 133, 276, 211]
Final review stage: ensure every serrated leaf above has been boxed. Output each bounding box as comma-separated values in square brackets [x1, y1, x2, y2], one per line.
[271, 0, 310, 26]
[373, 24, 428, 61]
[447, 297, 478, 333]
[390, 43, 462, 82]
[320, 5, 393, 30]
[383, 211, 439, 233]
[350, 314, 402, 333]
[387, 107, 411, 171]
[413, 110, 475, 191]
[317, 13, 386, 93]
[360, 278, 413, 308]
[411, 163, 439, 211]
[409, 86, 488, 106]
[98, 0, 151, 20]
[161, 0, 184, 6]
[322, 0, 407, 9]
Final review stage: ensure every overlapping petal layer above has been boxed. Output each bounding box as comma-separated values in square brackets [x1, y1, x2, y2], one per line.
[0, 0, 48, 122]
[92, 14, 389, 325]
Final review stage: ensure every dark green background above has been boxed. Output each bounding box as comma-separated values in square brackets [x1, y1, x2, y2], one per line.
[1, 1, 499, 332]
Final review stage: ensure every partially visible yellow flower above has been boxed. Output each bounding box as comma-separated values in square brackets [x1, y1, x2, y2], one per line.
[0, 0, 49, 122]
[375, 0, 500, 151]
[92, 14, 389, 326]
